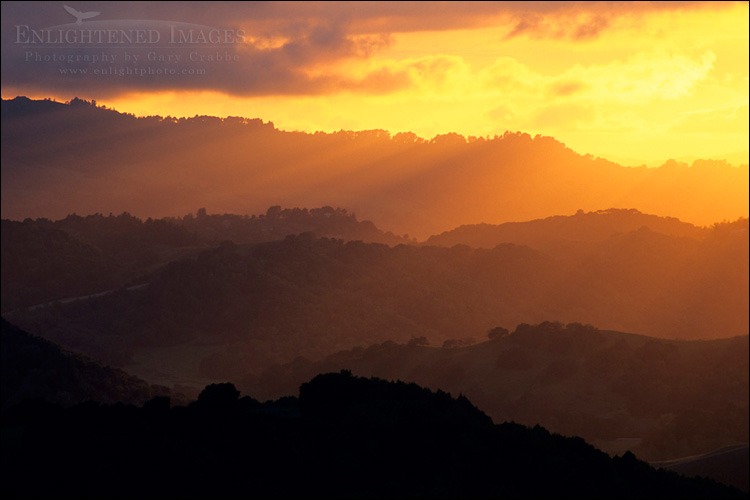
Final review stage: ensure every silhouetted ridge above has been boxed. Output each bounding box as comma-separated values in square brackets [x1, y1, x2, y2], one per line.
[299, 370, 492, 429]
[0, 95, 67, 118]
[1, 371, 744, 499]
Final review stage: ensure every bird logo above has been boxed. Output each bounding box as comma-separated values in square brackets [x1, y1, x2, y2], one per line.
[63, 5, 100, 25]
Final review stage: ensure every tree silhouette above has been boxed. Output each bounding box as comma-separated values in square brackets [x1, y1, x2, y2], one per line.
[407, 336, 429, 347]
[196, 382, 239, 408]
[488, 326, 510, 340]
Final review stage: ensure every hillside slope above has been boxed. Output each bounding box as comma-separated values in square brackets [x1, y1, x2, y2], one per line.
[1, 319, 171, 410]
[241, 322, 749, 461]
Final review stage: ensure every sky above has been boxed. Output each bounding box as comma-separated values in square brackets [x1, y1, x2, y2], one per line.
[2, 1, 748, 166]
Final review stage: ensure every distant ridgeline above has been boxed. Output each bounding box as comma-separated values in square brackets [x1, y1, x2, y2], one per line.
[2, 96, 747, 238]
[0, 206, 405, 311]
[1, 367, 745, 499]
[178, 205, 408, 245]
[424, 208, 709, 251]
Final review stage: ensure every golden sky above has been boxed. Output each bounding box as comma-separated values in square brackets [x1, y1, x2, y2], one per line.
[2, 1, 748, 166]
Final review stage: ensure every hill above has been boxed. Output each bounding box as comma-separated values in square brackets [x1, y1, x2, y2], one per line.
[2, 96, 747, 238]
[1, 371, 744, 499]
[6, 219, 747, 388]
[0, 219, 127, 311]
[240, 322, 749, 462]
[0, 318, 171, 410]
[1, 207, 405, 311]
[424, 208, 708, 256]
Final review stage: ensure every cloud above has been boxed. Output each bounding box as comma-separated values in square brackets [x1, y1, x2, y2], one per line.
[473, 49, 715, 104]
[477, 57, 544, 95]
[547, 79, 587, 97]
[503, 11, 612, 40]
[0, 1, 732, 99]
[479, 50, 718, 133]
[571, 14, 610, 40]
[0, 2, 405, 98]
[503, 14, 543, 40]
[565, 51, 717, 102]
[498, 1, 725, 41]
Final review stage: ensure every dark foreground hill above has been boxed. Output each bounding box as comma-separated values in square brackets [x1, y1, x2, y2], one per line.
[1, 371, 745, 499]
[0, 318, 171, 410]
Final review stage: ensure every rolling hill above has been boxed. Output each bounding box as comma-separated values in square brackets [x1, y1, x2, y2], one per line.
[2, 96, 747, 239]
[239, 322, 749, 462]
[0, 207, 405, 311]
[424, 207, 708, 255]
[1, 318, 172, 410]
[5, 216, 747, 390]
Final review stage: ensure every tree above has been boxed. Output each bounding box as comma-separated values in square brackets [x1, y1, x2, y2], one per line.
[266, 205, 282, 218]
[487, 327, 509, 340]
[408, 336, 429, 347]
[197, 383, 240, 408]
[442, 338, 475, 348]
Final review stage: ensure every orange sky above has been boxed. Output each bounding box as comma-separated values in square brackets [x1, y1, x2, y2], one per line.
[2, 1, 748, 166]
